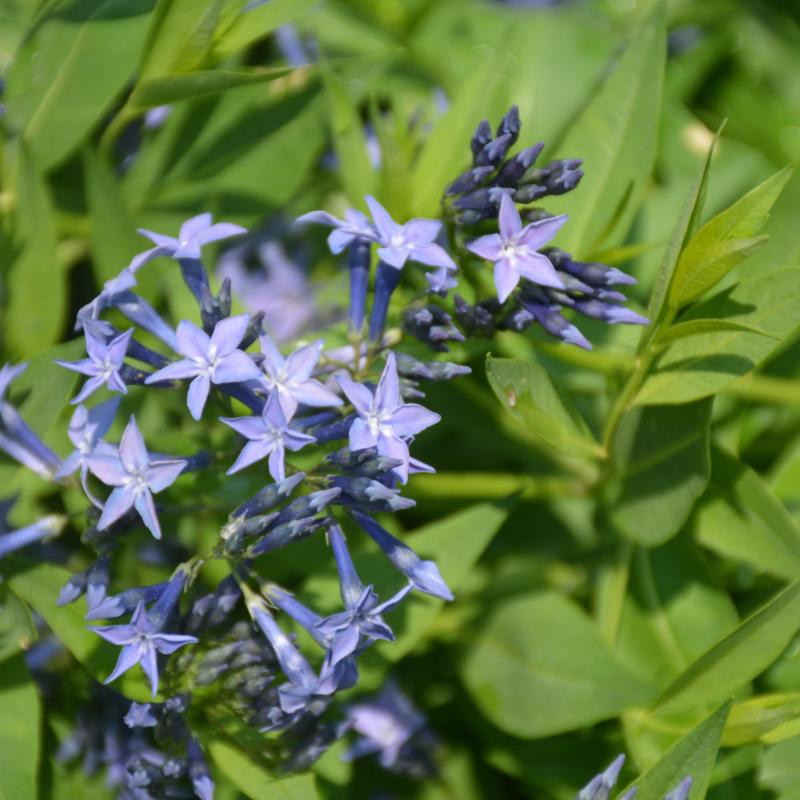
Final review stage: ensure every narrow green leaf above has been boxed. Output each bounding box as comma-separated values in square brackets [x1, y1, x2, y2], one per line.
[135, 0, 221, 85]
[214, 0, 318, 58]
[548, 2, 665, 257]
[485, 354, 601, 458]
[4, 0, 152, 169]
[694, 446, 800, 580]
[411, 53, 505, 217]
[320, 63, 376, 204]
[208, 739, 318, 800]
[623, 702, 730, 800]
[83, 149, 143, 285]
[724, 694, 800, 747]
[654, 579, 800, 715]
[0, 654, 41, 800]
[656, 318, 781, 347]
[131, 66, 294, 108]
[669, 163, 795, 307]
[643, 126, 721, 351]
[5, 146, 65, 357]
[636, 267, 800, 406]
[615, 541, 738, 686]
[608, 399, 712, 546]
[460, 591, 655, 738]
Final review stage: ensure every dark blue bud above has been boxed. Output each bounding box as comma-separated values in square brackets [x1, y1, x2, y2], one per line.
[496, 105, 520, 143]
[425, 361, 472, 381]
[455, 208, 493, 226]
[452, 188, 493, 211]
[454, 294, 498, 336]
[240, 311, 266, 350]
[494, 143, 544, 185]
[86, 556, 111, 612]
[229, 472, 306, 522]
[445, 165, 495, 195]
[248, 516, 326, 556]
[57, 570, 87, 607]
[512, 183, 548, 203]
[85, 581, 169, 620]
[521, 300, 592, 350]
[470, 119, 493, 160]
[394, 353, 434, 380]
[312, 415, 356, 445]
[187, 738, 215, 800]
[332, 476, 416, 512]
[475, 133, 513, 167]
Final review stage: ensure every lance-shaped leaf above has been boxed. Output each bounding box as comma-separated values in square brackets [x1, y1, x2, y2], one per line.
[636, 267, 800, 406]
[669, 164, 795, 308]
[694, 447, 800, 581]
[547, 2, 666, 257]
[621, 702, 730, 800]
[485, 354, 601, 459]
[655, 318, 780, 348]
[653, 578, 800, 715]
[606, 399, 712, 546]
[3, 0, 151, 169]
[723, 694, 800, 747]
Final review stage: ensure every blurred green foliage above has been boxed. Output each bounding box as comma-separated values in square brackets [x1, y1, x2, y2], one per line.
[2, 0, 800, 798]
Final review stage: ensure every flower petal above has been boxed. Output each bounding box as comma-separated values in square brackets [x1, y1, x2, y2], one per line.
[221, 415, 267, 440]
[214, 350, 261, 384]
[87, 453, 128, 486]
[498, 193, 522, 240]
[119, 416, 150, 471]
[292, 379, 343, 408]
[103, 642, 144, 685]
[387, 403, 441, 437]
[179, 213, 213, 242]
[407, 243, 456, 270]
[187, 373, 211, 420]
[335, 373, 374, 416]
[349, 418, 376, 452]
[365, 196, 400, 241]
[517, 213, 568, 250]
[267, 443, 286, 481]
[134, 491, 161, 540]
[465, 234, 503, 261]
[375, 352, 401, 411]
[196, 222, 247, 246]
[516, 251, 565, 290]
[285, 340, 322, 381]
[145, 359, 201, 384]
[210, 314, 250, 355]
[494, 258, 520, 303]
[401, 218, 440, 244]
[176, 320, 210, 362]
[227, 438, 273, 474]
[258, 335, 285, 378]
[97, 486, 135, 530]
[145, 459, 185, 493]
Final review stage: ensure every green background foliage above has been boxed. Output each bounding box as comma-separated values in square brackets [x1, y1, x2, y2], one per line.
[1, 0, 800, 798]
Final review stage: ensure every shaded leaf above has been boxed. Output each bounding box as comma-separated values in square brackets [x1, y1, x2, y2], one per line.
[131, 66, 293, 108]
[548, 3, 666, 257]
[4, 0, 152, 169]
[656, 318, 780, 347]
[460, 590, 655, 738]
[208, 739, 318, 800]
[607, 399, 712, 546]
[4, 146, 66, 357]
[0, 654, 41, 800]
[485, 354, 601, 459]
[694, 447, 800, 581]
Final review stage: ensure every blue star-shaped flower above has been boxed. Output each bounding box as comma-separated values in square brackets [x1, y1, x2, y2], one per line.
[131, 212, 247, 269]
[466, 193, 568, 302]
[365, 196, 456, 272]
[295, 207, 377, 254]
[55, 398, 120, 486]
[259, 335, 343, 418]
[56, 327, 133, 404]
[145, 315, 262, 419]
[221, 392, 315, 481]
[88, 415, 186, 539]
[90, 601, 197, 696]
[336, 351, 440, 483]
[317, 522, 411, 666]
[248, 595, 336, 715]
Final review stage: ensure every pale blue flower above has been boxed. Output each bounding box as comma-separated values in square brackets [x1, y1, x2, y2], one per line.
[259, 335, 342, 417]
[466, 193, 567, 302]
[296, 207, 377, 254]
[56, 327, 133, 404]
[221, 392, 315, 481]
[336, 352, 440, 483]
[90, 601, 197, 696]
[88, 416, 186, 539]
[145, 315, 261, 419]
